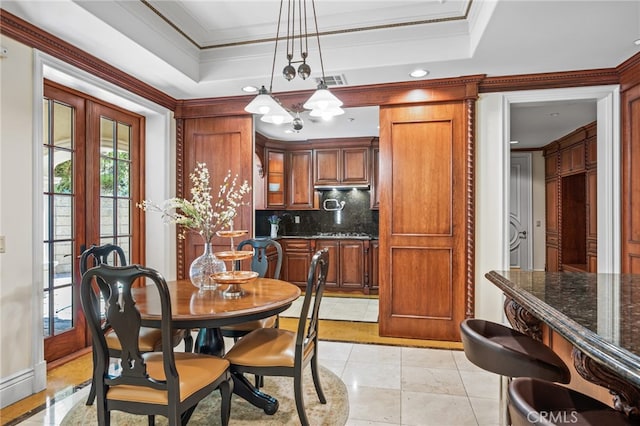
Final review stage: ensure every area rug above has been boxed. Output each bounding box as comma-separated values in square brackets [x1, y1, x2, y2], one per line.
[61, 366, 348, 425]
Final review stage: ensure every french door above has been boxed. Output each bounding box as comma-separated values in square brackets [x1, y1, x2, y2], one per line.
[42, 81, 144, 362]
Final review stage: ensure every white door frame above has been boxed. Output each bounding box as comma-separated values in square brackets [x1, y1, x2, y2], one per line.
[501, 86, 620, 274]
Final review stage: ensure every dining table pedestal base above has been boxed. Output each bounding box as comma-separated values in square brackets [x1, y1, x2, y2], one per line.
[231, 371, 279, 414]
[194, 327, 226, 358]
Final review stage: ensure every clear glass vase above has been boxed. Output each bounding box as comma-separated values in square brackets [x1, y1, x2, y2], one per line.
[189, 241, 226, 290]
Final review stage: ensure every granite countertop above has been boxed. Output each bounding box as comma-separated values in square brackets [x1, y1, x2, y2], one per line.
[486, 270, 640, 388]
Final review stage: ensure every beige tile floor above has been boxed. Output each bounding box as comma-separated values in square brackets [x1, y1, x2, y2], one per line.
[14, 339, 501, 426]
[281, 296, 380, 322]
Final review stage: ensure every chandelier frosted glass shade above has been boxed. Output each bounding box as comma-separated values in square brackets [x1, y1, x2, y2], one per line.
[303, 82, 344, 118]
[244, 86, 280, 115]
[303, 83, 342, 109]
[309, 106, 345, 120]
[259, 100, 294, 124]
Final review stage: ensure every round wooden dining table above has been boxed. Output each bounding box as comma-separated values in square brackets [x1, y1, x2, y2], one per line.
[131, 277, 301, 414]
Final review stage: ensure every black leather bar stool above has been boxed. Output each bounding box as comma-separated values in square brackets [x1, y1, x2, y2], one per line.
[508, 377, 636, 426]
[460, 318, 570, 382]
[460, 319, 636, 426]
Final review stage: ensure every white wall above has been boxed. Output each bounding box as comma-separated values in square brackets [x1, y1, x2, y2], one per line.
[0, 35, 43, 407]
[474, 93, 508, 322]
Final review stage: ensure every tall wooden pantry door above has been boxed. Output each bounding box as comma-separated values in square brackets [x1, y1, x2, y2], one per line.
[378, 102, 471, 342]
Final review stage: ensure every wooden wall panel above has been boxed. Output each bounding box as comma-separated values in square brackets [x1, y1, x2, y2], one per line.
[391, 121, 452, 236]
[622, 75, 640, 273]
[390, 248, 452, 319]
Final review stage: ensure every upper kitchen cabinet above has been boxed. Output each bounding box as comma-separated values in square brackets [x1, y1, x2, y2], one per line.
[313, 138, 372, 188]
[287, 149, 318, 210]
[265, 148, 286, 209]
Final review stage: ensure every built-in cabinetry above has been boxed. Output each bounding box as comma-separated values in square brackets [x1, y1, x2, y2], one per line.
[287, 150, 315, 209]
[281, 239, 314, 287]
[263, 145, 318, 210]
[280, 237, 376, 293]
[315, 239, 366, 290]
[259, 136, 376, 210]
[313, 147, 369, 187]
[369, 240, 379, 292]
[265, 148, 285, 209]
[544, 121, 597, 273]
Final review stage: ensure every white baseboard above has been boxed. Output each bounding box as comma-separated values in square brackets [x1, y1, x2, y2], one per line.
[0, 362, 46, 409]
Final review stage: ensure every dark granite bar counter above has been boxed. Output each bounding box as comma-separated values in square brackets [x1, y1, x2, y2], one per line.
[486, 270, 640, 391]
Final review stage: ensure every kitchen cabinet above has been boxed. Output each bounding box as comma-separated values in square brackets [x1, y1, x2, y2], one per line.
[559, 143, 585, 175]
[315, 239, 366, 290]
[281, 239, 313, 287]
[369, 240, 379, 293]
[314, 147, 369, 187]
[544, 122, 596, 273]
[287, 149, 318, 210]
[266, 148, 285, 209]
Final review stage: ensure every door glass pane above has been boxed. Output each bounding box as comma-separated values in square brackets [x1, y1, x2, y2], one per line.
[100, 157, 115, 196]
[53, 241, 73, 285]
[117, 122, 130, 160]
[117, 237, 131, 262]
[53, 102, 73, 148]
[53, 149, 73, 194]
[43, 291, 51, 337]
[117, 160, 130, 197]
[53, 286, 73, 334]
[53, 195, 73, 239]
[43, 99, 49, 145]
[100, 198, 114, 237]
[100, 117, 115, 158]
[117, 199, 130, 234]
[43, 244, 50, 290]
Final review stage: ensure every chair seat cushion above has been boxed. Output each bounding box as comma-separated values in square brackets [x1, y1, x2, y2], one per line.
[225, 328, 306, 368]
[107, 352, 229, 404]
[106, 327, 185, 352]
[220, 315, 277, 332]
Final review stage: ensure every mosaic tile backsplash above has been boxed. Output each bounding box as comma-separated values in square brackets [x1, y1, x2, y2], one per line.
[255, 189, 379, 237]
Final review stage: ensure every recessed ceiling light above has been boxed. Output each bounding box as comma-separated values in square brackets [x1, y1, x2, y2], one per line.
[550, 112, 560, 117]
[410, 69, 429, 78]
[242, 86, 258, 93]
[634, 38, 640, 46]
[510, 140, 519, 145]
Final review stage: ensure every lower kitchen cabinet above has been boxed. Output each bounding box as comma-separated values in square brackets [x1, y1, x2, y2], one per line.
[316, 239, 366, 290]
[368, 240, 379, 294]
[281, 239, 313, 287]
[281, 238, 372, 292]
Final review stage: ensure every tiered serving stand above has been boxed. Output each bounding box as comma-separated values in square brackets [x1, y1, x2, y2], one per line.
[213, 229, 258, 298]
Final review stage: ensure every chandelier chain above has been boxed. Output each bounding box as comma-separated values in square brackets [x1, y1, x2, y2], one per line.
[270, 0, 287, 91]
[311, 0, 326, 81]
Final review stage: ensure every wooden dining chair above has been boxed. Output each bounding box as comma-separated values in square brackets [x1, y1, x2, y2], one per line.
[80, 263, 233, 426]
[220, 238, 283, 341]
[79, 244, 193, 405]
[224, 248, 329, 426]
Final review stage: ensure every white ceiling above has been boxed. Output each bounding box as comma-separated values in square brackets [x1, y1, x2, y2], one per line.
[3, 0, 639, 145]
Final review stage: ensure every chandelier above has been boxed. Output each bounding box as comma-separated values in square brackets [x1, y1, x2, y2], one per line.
[244, 0, 344, 125]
